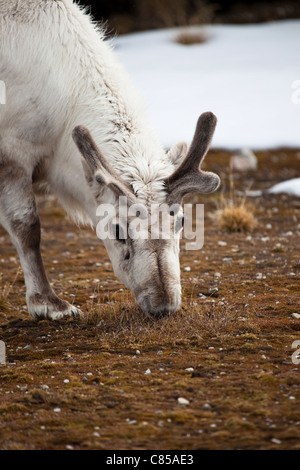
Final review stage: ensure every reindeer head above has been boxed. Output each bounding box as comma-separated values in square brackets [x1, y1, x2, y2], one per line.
[72, 112, 220, 317]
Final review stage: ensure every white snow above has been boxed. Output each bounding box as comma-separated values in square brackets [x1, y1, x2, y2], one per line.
[114, 20, 300, 150]
[269, 178, 300, 196]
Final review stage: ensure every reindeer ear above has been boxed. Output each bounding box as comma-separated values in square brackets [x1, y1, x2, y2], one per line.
[167, 142, 188, 167]
[72, 126, 138, 205]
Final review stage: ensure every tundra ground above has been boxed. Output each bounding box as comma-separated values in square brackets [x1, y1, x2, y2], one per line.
[0, 149, 299, 450]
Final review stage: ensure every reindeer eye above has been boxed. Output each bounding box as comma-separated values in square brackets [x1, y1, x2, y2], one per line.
[113, 224, 126, 243]
[125, 252, 130, 260]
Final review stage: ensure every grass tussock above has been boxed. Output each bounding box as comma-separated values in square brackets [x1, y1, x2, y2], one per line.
[137, 0, 217, 29]
[215, 201, 257, 233]
[175, 28, 208, 45]
[213, 169, 257, 233]
[109, 0, 217, 36]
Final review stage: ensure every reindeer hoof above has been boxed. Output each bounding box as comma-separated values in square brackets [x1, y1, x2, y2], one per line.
[27, 292, 82, 320]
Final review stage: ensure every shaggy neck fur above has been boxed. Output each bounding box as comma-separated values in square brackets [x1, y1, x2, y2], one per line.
[0, 0, 175, 226]
[62, 2, 174, 205]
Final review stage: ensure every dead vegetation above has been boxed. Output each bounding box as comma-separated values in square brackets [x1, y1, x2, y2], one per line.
[109, 0, 217, 39]
[136, 0, 217, 29]
[139, 0, 216, 46]
[175, 28, 208, 45]
[105, 0, 300, 36]
[0, 270, 20, 313]
[213, 170, 257, 232]
[0, 148, 299, 450]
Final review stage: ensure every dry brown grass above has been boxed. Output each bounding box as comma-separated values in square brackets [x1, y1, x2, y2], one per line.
[83, 300, 242, 350]
[213, 168, 257, 233]
[137, 0, 217, 28]
[175, 28, 208, 45]
[215, 200, 257, 233]
[0, 269, 20, 312]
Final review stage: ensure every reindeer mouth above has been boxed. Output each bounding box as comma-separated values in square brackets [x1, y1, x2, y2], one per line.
[138, 295, 181, 318]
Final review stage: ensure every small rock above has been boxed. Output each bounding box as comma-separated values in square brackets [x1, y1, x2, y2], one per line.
[291, 313, 300, 319]
[271, 438, 282, 445]
[231, 148, 257, 171]
[126, 418, 137, 424]
[145, 368, 151, 375]
[184, 266, 191, 272]
[185, 367, 194, 373]
[218, 241, 227, 246]
[178, 397, 189, 406]
[209, 287, 218, 293]
[203, 403, 212, 410]
[53, 408, 61, 413]
[222, 257, 232, 264]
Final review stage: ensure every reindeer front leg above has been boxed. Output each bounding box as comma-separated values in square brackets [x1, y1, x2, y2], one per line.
[0, 160, 81, 320]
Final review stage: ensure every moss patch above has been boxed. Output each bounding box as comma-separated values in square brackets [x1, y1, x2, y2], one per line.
[0, 148, 299, 450]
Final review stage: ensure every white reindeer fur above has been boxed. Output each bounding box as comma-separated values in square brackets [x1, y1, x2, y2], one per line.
[0, 0, 175, 226]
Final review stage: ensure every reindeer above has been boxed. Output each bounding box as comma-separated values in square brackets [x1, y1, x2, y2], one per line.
[0, 0, 220, 319]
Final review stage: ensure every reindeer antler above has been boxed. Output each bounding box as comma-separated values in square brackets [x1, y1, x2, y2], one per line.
[72, 125, 139, 206]
[165, 112, 220, 206]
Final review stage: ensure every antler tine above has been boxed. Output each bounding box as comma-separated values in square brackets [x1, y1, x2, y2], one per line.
[72, 125, 138, 204]
[168, 112, 217, 183]
[72, 125, 100, 172]
[165, 112, 220, 206]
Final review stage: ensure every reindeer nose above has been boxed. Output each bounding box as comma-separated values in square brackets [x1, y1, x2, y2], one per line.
[140, 296, 180, 318]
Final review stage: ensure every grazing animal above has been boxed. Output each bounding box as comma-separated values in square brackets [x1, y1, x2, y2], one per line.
[0, 0, 220, 319]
